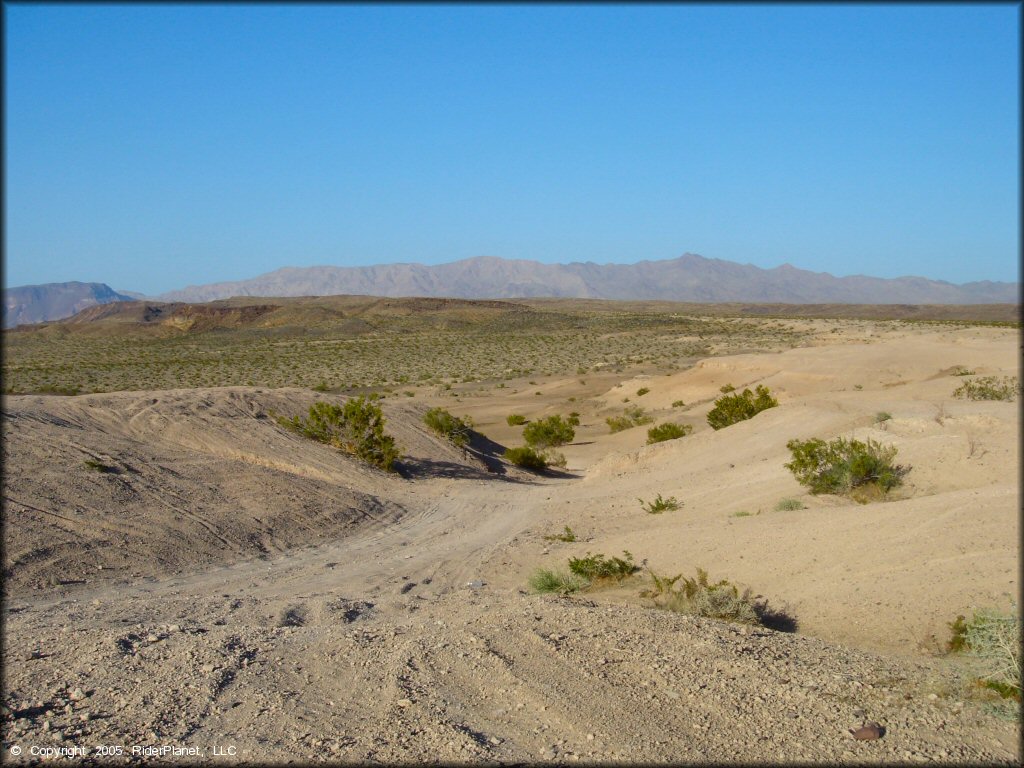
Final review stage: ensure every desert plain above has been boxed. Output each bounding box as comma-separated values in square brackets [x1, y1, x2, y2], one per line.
[1, 298, 1020, 764]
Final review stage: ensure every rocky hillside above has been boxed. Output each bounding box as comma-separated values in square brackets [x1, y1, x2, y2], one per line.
[159, 254, 1019, 305]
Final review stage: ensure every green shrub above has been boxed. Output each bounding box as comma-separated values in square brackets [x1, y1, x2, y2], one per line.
[784, 436, 908, 498]
[671, 400, 685, 408]
[83, 459, 115, 473]
[637, 387, 650, 397]
[312, 380, 331, 392]
[504, 445, 548, 471]
[953, 376, 1020, 402]
[528, 568, 587, 594]
[523, 415, 575, 448]
[606, 406, 653, 433]
[639, 494, 681, 514]
[706, 385, 778, 430]
[506, 413, 527, 426]
[568, 551, 639, 582]
[948, 607, 1021, 699]
[719, 384, 735, 393]
[950, 366, 975, 376]
[279, 397, 399, 472]
[543, 526, 577, 543]
[875, 411, 892, 423]
[774, 498, 805, 511]
[423, 406, 473, 447]
[646, 423, 692, 444]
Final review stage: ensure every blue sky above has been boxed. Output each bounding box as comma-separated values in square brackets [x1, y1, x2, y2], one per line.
[4, 3, 1019, 295]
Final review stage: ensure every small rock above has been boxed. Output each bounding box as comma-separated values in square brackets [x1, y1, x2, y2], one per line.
[586, 733, 595, 741]
[850, 722, 885, 741]
[69, 688, 87, 702]
[466, 580, 486, 589]
[147, 634, 160, 643]
[489, 736, 501, 745]
[396, 698, 413, 708]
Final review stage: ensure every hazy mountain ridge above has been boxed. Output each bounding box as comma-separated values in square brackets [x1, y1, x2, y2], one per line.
[159, 254, 1018, 305]
[3, 282, 136, 328]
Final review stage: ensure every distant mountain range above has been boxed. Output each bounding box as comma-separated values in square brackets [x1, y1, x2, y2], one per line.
[4, 254, 1018, 327]
[160, 254, 1017, 305]
[3, 282, 136, 328]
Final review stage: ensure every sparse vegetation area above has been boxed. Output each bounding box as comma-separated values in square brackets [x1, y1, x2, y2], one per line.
[606, 405, 654, 433]
[706, 385, 778, 430]
[953, 376, 1020, 402]
[423, 406, 473, 447]
[639, 494, 681, 514]
[278, 397, 399, 472]
[785, 436, 908, 500]
[646, 422, 692, 444]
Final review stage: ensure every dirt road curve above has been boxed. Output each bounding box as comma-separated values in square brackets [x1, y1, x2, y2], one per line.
[2, 472, 1018, 764]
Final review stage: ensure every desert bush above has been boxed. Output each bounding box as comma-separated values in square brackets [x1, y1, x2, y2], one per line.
[506, 413, 527, 426]
[644, 567, 796, 630]
[785, 436, 908, 499]
[950, 366, 975, 376]
[637, 387, 650, 396]
[646, 423, 692, 444]
[543, 526, 577, 543]
[523, 415, 575, 448]
[719, 384, 735, 393]
[671, 400, 685, 408]
[706, 385, 778, 430]
[528, 568, 587, 595]
[83, 459, 115, 473]
[503, 445, 548, 471]
[639, 494, 681, 514]
[279, 397, 399, 472]
[606, 405, 653, 433]
[875, 411, 892, 423]
[568, 551, 639, 582]
[774, 497, 804, 511]
[953, 376, 1020, 402]
[948, 607, 1021, 700]
[423, 406, 473, 447]
[543, 450, 568, 468]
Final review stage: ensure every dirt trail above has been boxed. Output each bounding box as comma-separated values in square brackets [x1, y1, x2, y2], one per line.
[3, 322, 1021, 763]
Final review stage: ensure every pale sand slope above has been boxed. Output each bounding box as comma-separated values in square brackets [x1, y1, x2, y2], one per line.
[1, 321, 1019, 763]
[516, 324, 1019, 656]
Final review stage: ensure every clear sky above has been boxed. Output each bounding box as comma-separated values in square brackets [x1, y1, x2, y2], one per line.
[4, 3, 1019, 295]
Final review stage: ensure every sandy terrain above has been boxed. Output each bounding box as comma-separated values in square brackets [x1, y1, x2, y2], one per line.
[2, 319, 1019, 763]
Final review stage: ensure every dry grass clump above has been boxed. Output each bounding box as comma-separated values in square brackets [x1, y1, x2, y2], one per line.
[642, 568, 796, 630]
[528, 568, 588, 595]
[639, 494, 681, 514]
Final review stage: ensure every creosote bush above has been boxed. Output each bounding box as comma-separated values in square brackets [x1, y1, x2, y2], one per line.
[785, 436, 908, 499]
[543, 525, 577, 542]
[506, 413, 527, 426]
[706, 385, 778, 430]
[503, 445, 548, 471]
[279, 397, 399, 472]
[606, 405, 653, 433]
[423, 406, 473, 447]
[646, 422, 692, 444]
[523, 414, 576, 448]
[953, 376, 1020, 402]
